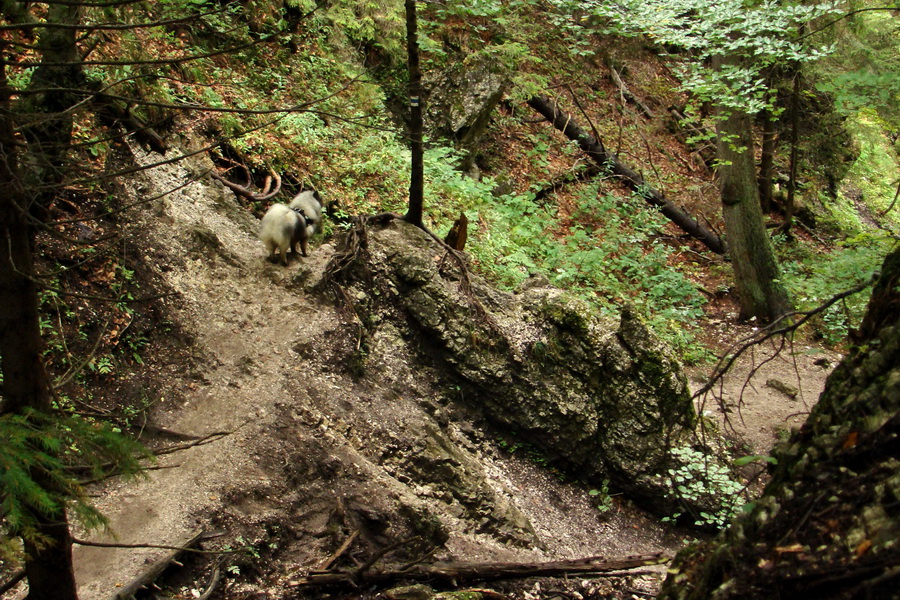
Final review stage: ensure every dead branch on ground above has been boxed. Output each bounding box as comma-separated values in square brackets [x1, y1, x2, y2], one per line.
[289, 553, 669, 589]
[527, 95, 725, 254]
[606, 60, 654, 119]
[86, 529, 225, 600]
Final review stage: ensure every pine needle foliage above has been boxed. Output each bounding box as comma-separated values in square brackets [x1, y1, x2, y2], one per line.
[0, 409, 149, 560]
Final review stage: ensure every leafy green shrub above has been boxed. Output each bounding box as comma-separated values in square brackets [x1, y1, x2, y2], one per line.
[662, 445, 745, 530]
[450, 178, 706, 358]
[781, 231, 892, 345]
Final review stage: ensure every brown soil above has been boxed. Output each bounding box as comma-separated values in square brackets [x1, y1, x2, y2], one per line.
[3, 144, 838, 600]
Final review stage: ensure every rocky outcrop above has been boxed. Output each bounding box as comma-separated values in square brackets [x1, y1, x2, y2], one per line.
[425, 55, 508, 163]
[323, 219, 698, 515]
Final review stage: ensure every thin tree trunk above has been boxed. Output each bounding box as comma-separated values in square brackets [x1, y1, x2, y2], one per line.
[20, 2, 82, 201]
[716, 108, 793, 322]
[778, 70, 802, 237]
[403, 0, 425, 229]
[527, 95, 726, 254]
[22, 512, 79, 600]
[757, 110, 777, 213]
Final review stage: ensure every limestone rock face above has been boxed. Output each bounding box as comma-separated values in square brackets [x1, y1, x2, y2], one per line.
[337, 220, 697, 514]
[424, 55, 508, 161]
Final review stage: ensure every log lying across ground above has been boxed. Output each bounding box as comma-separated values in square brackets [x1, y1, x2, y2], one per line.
[289, 553, 669, 588]
[527, 95, 726, 255]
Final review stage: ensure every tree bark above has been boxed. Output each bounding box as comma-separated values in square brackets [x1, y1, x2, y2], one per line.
[291, 553, 667, 588]
[527, 95, 726, 254]
[659, 247, 900, 600]
[1, 6, 82, 598]
[1, 88, 80, 600]
[716, 107, 793, 322]
[403, 0, 425, 229]
[778, 70, 802, 237]
[19, 2, 82, 204]
[757, 110, 777, 213]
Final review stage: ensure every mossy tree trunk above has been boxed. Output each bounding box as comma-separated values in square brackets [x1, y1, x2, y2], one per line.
[659, 247, 900, 599]
[716, 107, 793, 322]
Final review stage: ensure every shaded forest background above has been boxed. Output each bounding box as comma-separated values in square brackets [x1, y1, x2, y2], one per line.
[1, 0, 899, 599]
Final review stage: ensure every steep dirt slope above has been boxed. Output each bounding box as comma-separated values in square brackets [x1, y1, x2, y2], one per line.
[58, 143, 690, 600]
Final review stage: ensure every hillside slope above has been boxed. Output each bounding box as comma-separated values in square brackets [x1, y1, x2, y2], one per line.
[62, 141, 696, 600]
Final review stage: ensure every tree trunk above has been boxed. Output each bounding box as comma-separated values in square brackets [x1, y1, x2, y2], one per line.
[757, 110, 777, 213]
[716, 108, 793, 322]
[527, 95, 726, 254]
[0, 10, 82, 600]
[1, 87, 80, 600]
[659, 247, 900, 599]
[778, 69, 802, 237]
[403, 0, 425, 229]
[20, 2, 82, 199]
[22, 512, 79, 600]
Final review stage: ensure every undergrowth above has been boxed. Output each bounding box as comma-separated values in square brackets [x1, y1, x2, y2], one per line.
[421, 152, 707, 361]
[780, 231, 895, 345]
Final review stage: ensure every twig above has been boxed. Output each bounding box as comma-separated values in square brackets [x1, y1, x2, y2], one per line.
[196, 566, 223, 600]
[355, 536, 421, 581]
[605, 60, 655, 119]
[71, 531, 229, 554]
[878, 179, 900, 217]
[152, 430, 233, 457]
[693, 278, 875, 402]
[317, 530, 360, 571]
[0, 571, 26, 596]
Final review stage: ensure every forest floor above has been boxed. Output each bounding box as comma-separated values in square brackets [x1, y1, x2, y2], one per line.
[3, 143, 840, 600]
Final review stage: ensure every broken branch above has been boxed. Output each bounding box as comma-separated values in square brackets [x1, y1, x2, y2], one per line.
[211, 167, 282, 202]
[290, 552, 668, 588]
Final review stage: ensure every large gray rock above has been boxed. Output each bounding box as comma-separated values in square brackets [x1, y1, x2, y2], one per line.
[334, 219, 698, 515]
[424, 55, 508, 163]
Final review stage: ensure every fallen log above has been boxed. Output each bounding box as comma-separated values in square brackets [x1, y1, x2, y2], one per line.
[108, 528, 207, 600]
[289, 552, 668, 588]
[527, 95, 726, 255]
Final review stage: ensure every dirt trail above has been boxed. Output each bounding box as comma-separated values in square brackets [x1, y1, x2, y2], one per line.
[688, 320, 840, 456]
[72, 148, 340, 598]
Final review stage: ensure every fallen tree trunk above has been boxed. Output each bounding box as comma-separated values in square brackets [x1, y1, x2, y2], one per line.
[527, 95, 726, 255]
[109, 528, 207, 600]
[290, 553, 668, 588]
